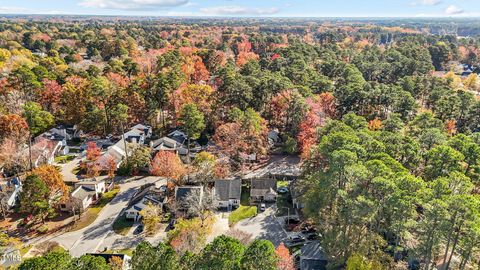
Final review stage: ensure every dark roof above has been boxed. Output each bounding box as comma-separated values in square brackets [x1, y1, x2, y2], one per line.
[301, 259, 327, 270]
[127, 183, 155, 208]
[215, 179, 241, 201]
[301, 242, 328, 261]
[175, 186, 202, 201]
[251, 178, 277, 191]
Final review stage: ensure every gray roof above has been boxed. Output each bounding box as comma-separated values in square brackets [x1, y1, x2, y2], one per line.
[175, 186, 202, 201]
[301, 241, 328, 261]
[72, 186, 96, 200]
[251, 178, 277, 191]
[215, 179, 241, 201]
[151, 137, 188, 155]
[301, 242, 328, 270]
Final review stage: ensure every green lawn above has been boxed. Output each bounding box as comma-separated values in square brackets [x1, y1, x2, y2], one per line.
[229, 205, 257, 226]
[113, 217, 134, 236]
[102, 248, 134, 257]
[68, 188, 120, 232]
[277, 180, 289, 188]
[54, 155, 76, 164]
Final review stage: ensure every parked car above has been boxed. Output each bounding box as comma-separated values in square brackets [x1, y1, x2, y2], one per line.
[285, 235, 306, 248]
[167, 218, 176, 231]
[285, 218, 301, 225]
[159, 185, 168, 193]
[277, 187, 289, 194]
[133, 224, 144, 235]
[304, 233, 320, 241]
[259, 203, 266, 212]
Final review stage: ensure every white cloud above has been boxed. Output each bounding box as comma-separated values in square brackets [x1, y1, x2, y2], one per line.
[445, 5, 464, 15]
[79, 0, 189, 11]
[200, 5, 279, 16]
[418, 0, 441, 5]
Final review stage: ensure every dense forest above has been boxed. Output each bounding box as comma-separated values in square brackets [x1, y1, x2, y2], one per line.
[1, 17, 480, 269]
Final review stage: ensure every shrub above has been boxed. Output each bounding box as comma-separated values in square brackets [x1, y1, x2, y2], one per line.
[37, 225, 49, 234]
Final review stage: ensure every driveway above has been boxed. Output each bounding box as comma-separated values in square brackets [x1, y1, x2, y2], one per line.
[31, 176, 164, 257]
[58, 156, 83, 182]
[233, 206, 288, 247]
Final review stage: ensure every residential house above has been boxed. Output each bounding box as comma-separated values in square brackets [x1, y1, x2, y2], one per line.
[268, 129, 281, 147]
[96, 124, 150, 169]
[48, 125, 83, 141]
[61, 179, 106, 212]
[250, 178, 278, 202]
[74, 179, 107, 195]
[29, 136, 64, 167]
[95, 138, 128, 169]
[131, 124, 152, 139]
[151, 137, 188, 156]
[125, 181, 167, 221]
[175, 185, 204, 210]
[214, 178, 241, 210]
[168, 130, 188, 144]
[299, 241, 328, 270]
[60, 186, 96, 213]
[0, 177, 22, 210]
[87, 253, 131, 270]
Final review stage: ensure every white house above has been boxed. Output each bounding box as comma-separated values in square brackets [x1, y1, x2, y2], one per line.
[61, 179, 106, 213]
[131, 124, 152, 139]
[214, 178, 241, 210]
[250, 178, 278, 202]
[125, 181, 167, 221]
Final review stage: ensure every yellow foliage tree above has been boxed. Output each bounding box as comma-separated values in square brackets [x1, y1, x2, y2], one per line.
[139, 202, 162, 236]
[463, 73, 478, 91]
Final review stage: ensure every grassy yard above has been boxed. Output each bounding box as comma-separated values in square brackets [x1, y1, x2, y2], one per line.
[68, 188, 120, 232]
[112, 217, 134, 236]
[229, 205, 257, 226]
[277, 180, 289, 188]
[54, 155, 76, 164]
[103, 248, 134, 257]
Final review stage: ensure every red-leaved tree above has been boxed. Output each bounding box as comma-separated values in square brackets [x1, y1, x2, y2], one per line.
[150, 151, 186, 182]
[276, 242, 295, 270]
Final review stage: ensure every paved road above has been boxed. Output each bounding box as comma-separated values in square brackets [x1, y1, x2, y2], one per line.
[36, 176, 163, 257]
[234, 206, 288, 247]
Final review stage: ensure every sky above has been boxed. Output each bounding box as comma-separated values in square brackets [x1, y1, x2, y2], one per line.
[0, 0, 478, 17]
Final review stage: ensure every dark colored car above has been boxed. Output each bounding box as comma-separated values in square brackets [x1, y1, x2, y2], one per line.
[285, 236, 306, 248]
[133, 224, 144, 235]
[166, 218, 176, 231]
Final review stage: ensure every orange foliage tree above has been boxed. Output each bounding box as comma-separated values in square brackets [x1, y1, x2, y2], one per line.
[445, 119, 457, 136]
[297, 92, 336, 159]
[368, 118, 383, 131]
[31, 165, 69, 202]
[150, 151, 186, 182]
[0, 114, 29, 143]
[191, 58, 210, 83]
[276, 243, 295, 270]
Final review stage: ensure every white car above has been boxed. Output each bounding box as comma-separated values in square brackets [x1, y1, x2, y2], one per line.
[259, 203, 266, 211]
